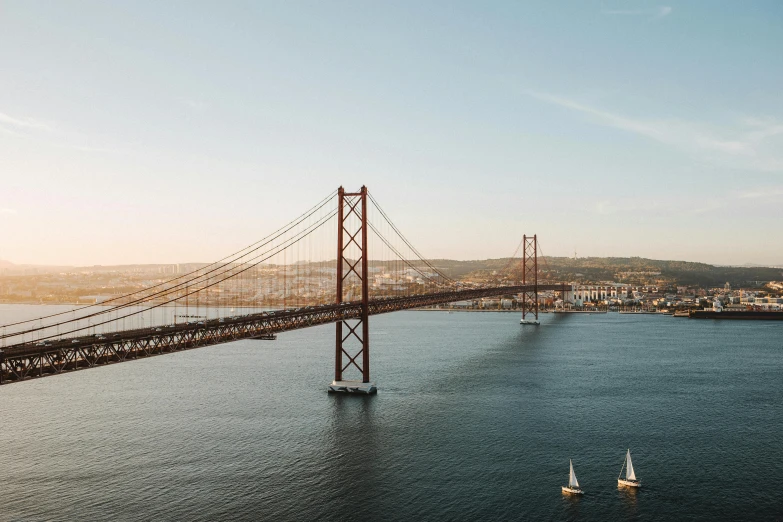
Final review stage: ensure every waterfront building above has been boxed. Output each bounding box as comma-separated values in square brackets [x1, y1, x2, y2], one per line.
[742, 297, 783, 310]
[565, 283, 630, 304]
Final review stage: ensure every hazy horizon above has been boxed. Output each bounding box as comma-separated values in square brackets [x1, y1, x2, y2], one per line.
[2, 1, 782, 266]
[2, 254, 782, 270]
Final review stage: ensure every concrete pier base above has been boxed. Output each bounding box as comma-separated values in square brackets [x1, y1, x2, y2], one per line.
[520, 319, 540, 325]
[328, 380, 377, 394]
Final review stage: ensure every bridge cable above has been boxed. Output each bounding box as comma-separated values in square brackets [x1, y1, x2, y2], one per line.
[367, 222, 452, 290]
[367, 192, 457, 284]
[6, 209, 338, 346]
[0, 190, 338, 330]
[3, 208, 338, 344]
[1, 195, 337, 338]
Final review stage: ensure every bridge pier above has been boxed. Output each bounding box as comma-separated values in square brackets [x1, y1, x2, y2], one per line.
[329, 186, 377, 395]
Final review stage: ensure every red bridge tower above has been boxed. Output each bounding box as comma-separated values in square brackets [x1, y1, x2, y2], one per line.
[520, 234, 540, 325]
[328, 186, 377, 394]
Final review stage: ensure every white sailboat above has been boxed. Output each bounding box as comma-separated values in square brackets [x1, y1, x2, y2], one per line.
[561, 459, 584, 495]
[617, 449, 641, 487]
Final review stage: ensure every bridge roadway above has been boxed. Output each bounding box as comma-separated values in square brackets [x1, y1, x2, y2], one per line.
[0, 283, 568, 385]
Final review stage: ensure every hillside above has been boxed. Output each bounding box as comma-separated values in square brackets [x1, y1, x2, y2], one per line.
[438, 256, 783, 288]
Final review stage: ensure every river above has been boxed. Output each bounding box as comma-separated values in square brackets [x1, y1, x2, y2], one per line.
[1, 305, 781, 520]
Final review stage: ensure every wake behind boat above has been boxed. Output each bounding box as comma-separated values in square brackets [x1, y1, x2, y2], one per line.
[618, 449, 641, 487]
[561, 459, 584, 495]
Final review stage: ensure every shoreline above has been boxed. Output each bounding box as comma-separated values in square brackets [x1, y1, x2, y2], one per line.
[414, 308, 548, 313]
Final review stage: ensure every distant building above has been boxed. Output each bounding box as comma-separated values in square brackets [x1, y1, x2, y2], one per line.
[566, 283, 630, 303]
[745, 297, 783, 310]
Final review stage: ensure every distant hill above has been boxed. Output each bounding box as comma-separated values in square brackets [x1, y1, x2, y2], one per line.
[543, 257, 783, 287]
[2, 257, 781, 289]
[433, 256, 783, 288]
[720, 263, 783, 268]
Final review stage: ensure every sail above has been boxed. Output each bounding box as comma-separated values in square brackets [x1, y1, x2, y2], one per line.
[569, 460, 580, 488]
[626, 450, 636, 481]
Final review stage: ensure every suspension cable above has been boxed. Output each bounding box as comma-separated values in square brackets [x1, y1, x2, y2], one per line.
[367, 192, 456, 284]
[367, 222, 451, 289]
[0, 190, 338, 329]
[3, 209, 338, 344]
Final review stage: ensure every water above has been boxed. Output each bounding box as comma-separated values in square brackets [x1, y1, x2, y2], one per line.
[1, 305, 782, 521]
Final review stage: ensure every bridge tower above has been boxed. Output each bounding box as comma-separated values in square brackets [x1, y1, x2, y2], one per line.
[329, 186, 377, 394]
[520, 234, 539, 325]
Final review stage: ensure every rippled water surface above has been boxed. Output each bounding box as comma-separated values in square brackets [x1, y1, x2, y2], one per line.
[2, 306, 782, 521]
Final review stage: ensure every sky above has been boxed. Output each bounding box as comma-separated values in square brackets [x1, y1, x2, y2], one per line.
[1, 0, 782, 266]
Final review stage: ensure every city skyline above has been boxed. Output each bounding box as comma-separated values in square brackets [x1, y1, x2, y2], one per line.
[2, 1, 782, 266]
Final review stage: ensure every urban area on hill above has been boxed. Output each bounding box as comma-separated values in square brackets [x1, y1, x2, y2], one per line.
[2, 257, 781, 312]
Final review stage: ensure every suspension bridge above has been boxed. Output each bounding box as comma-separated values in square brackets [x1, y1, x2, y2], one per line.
[0, 186, 570, 391]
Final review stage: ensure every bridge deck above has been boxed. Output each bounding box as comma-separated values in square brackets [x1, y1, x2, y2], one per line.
[0, 284, 568, 385]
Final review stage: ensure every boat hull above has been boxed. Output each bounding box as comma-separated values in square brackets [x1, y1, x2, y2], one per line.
[520, 319, 540, 325]
[618, 478, 641, 488]
[561, 486, 583, 495]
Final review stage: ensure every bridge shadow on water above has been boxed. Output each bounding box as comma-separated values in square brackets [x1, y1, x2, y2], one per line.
[320, 394, 383, 520]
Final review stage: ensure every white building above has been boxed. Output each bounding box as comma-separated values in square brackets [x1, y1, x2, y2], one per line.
[565, 283, 631, 304]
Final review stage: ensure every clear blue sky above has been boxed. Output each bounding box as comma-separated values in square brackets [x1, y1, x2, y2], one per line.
[1, 1, 782, 266]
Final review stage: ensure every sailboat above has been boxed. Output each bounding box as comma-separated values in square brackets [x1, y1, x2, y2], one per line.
[618, 449, 641, 487]
[561, 459, 584, 495]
